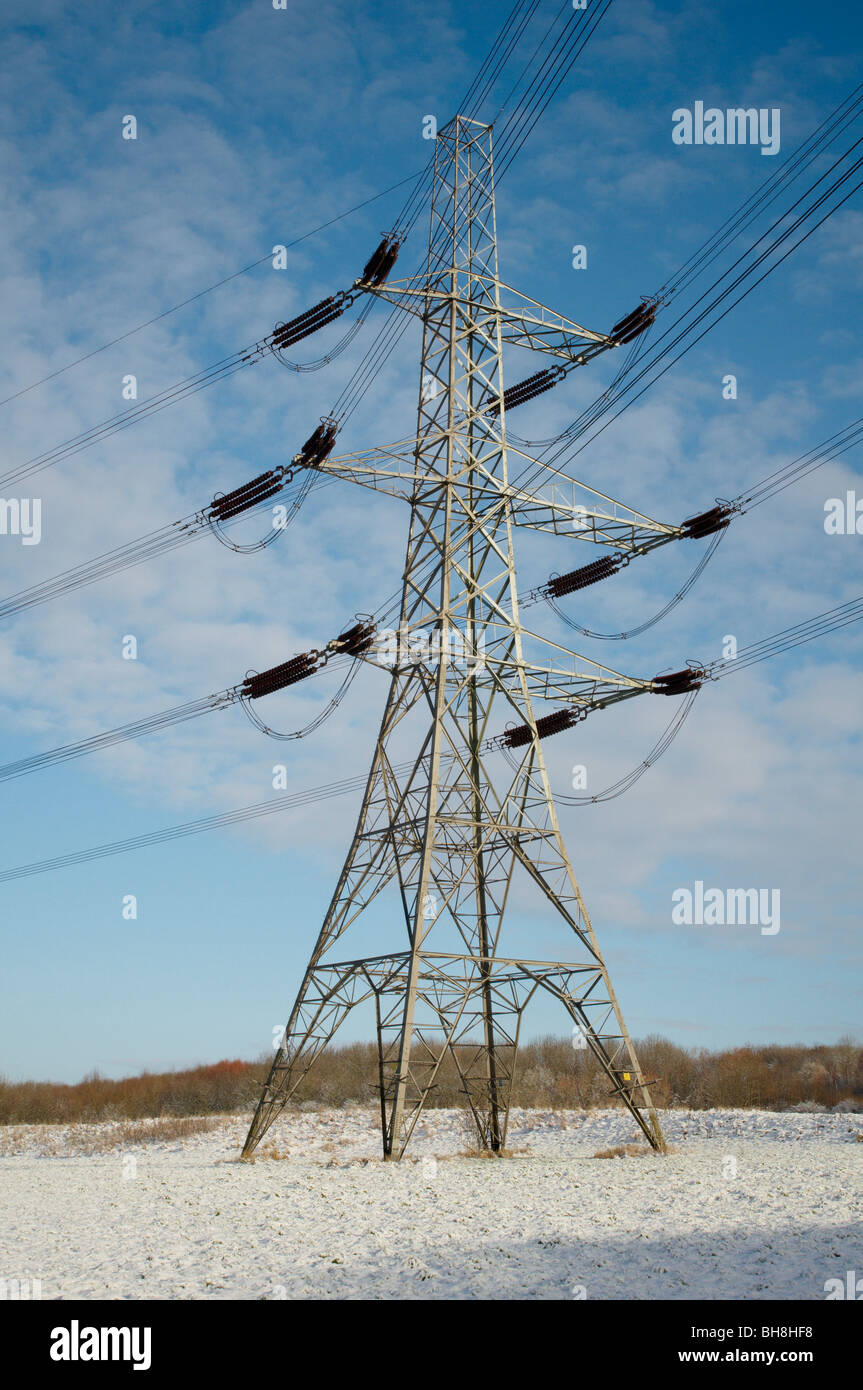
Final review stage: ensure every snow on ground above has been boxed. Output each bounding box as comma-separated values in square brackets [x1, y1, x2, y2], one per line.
[1, 1107, 860, 1300]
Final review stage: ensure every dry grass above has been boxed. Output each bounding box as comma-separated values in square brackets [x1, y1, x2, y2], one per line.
[250, 1143, 292, 1162]
[116, 1116, 221, 1146]
[0, 1115, 222, 1156]
[457, 1146, 529, 1159]
[594, 1143, 659, 1159]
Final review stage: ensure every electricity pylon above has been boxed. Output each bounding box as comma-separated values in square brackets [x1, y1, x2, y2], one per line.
[243, 117, 669, 1159]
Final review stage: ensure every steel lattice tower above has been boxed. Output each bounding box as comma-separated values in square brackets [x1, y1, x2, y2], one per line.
[243, 117, 666, 1159]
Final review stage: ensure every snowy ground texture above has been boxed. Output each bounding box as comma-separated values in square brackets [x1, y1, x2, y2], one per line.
[1, 1107, 860, 1300]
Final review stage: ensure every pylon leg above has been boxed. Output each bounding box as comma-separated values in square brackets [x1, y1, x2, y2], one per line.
[242, 957, 404, 1157]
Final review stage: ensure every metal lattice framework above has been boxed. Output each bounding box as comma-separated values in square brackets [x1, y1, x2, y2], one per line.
[243, 117, 666, 1160]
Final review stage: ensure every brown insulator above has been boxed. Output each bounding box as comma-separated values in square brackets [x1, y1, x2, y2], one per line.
[546, 555, 621, 597]
[369, 241, 400, 287]
[503, 707, 577, 748]
[611, 301, 650, 335]
[273, 297, 336, 341]
[213, 480, 285, 522]
[652, 668, 702, 695]
[333, 621, 376, 656]
[616, 311, 656, 344]
[680, 505, 732, 539]
[360, 238, 390, 284]
[273, 304, 345, 349]
[242, 653, 319, 700]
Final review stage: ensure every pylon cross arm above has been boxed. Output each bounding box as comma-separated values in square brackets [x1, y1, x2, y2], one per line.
[511, 624, 655, 681]
[492, 279, 615, 363]
[312, 438, 683, 552]
[494, 446, 681, 548]
[496, 318, 610, 364]
[310, 465, 682, 555]
[364, 276, 615, 367]
[485, 278, 612, 340]
[491, 646, 654, 705]
[508, 494, 681, 551]
[518, 674, 653, 709]
[311, 440, 421, 500]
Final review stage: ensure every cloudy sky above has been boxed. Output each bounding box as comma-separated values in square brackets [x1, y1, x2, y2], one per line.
[0, 0, 860, 1082]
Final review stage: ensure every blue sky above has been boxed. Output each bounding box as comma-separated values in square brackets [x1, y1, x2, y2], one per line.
[0, 0, 861, 1083]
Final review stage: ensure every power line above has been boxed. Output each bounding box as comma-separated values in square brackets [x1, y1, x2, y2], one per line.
[0, 6, 610, 624]
[709, 596, 863, 677]
[509, 84, 863, 494]
[737, 416, 863, 511]
[659, 84, 863, 301]
[0, 0, 560, 492]
[6, 13, 861, 887]
[512, 129, 863, 500]
[0, 170, 426, 409]
[547, 687, 700, 805]
[545, 529, 728, 640]
[0, 691, 235, 785]
[329, 0, 613, 424]
[5, 577, 863, 885]
[0, 471, 338, 622]
[0, 761, 418, 886]
[534, 409, 862, 643]
[0, 630, 371, 785]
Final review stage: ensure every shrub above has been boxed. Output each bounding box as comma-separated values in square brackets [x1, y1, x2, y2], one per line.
[2, 1036, 860, 1124]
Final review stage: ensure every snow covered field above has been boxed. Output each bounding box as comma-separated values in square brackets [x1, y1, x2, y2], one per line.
[1, 1107, 860, 1300]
